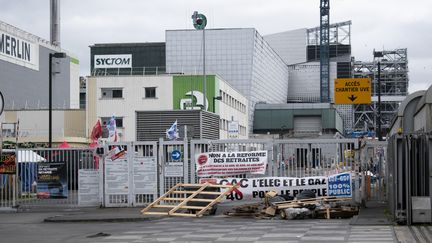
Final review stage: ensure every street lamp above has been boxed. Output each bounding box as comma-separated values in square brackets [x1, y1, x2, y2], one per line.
[49, 52, 66, 148]
[213, 96, 222, 113]
[373, 50, 384, 141]
[191, 11, 207, 110]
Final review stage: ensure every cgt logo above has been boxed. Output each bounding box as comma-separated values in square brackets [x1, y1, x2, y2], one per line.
[94, 54, 132, 68]
[197, 154, 208, 165]
[179, 91, 209, 111]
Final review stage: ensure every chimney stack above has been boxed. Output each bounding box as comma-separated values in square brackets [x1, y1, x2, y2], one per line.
[50, 0, 60, 46]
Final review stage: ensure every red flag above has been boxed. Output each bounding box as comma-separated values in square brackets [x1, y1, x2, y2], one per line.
[90, 120, 102, 143]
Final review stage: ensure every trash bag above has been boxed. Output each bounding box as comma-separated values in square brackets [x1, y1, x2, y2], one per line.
[296, 190, 316, 200]
[284, 208, 313, 219]
[280, 194, 294, 201]
[269, 196, 286, 204]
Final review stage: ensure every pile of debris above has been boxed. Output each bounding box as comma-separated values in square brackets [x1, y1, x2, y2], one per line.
[224, 190, 358, 220]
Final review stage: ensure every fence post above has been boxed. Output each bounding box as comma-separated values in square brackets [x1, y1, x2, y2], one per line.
[183, 138, 189, 184]
[158, 138, 164, 196]
[99, 146, 106, 207]
[128, 142, 134, 207]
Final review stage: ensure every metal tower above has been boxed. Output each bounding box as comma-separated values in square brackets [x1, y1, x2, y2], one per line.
[353, 49, 409, 135]
[320, 0, 330, 102]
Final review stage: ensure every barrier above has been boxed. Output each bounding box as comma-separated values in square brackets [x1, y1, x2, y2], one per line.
[0, 138, 388, 209]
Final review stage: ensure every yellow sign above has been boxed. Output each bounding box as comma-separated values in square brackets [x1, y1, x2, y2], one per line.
[334, 78, 371, 104]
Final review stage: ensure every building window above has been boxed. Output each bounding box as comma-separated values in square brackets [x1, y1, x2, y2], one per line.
[101, 88, 123, 99]
[101, 117, 124, 128]
[144, 87, 157, 98]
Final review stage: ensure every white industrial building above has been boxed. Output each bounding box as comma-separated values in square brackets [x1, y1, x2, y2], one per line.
[86, 74, 249, 141]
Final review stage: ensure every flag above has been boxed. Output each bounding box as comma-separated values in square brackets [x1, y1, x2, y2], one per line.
[90, 120, 103, 143]
[106, 116, 117, 142]
[166, 120, 179, 140]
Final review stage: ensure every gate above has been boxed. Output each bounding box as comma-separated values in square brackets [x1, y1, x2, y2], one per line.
[274, 138, 359, 177]
[158, 138, 189, 196]
[103, 141, 159, 207]
[360, 140, 387, 202]
[16, 148, 97, 208]
[104, 142, 132, 207]
[133, 141, 158, 206]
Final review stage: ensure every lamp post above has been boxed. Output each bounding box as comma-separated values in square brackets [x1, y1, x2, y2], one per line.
[191, 11, 207, 110]
[49, 52, 66, 148]
[373, 50, 384, 141]
[213, 96, 222, 113]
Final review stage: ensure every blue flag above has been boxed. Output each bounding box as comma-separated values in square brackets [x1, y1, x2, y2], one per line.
[166, 120, 179, 140]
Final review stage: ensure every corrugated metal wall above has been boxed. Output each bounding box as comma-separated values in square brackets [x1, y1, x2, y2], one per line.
[136, 110, 219, 141]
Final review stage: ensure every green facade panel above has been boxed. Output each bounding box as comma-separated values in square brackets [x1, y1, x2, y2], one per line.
[173, 75, 216, 112]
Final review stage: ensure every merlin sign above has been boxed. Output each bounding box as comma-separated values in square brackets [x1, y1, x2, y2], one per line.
[334, 78, 371, 105]
[0, 30, 39, 70]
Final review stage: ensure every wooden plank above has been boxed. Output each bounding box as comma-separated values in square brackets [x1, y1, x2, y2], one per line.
[170, 212, 200, 217]
[169, 183, 210, 215]
[142, 212, 169, 215]
[152, 205, 175, 208]
[180, 183, 234, 188]
[162, 198, 214, 202]
[141, 184, 180, 214]
[195, 185, 238, 217]
[163, 197, 188, 201]
[153, 205, 205, 210]
[173, 190, 223, 195]
[189, 198, 215, 202]
[273, 196, 353, 209]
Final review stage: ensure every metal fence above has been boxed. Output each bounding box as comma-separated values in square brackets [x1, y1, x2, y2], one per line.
[387, 134, 432, 225]
[14, 148, 96, 208]
[0, 138, 388, 209]
[103, 142, 159, 207]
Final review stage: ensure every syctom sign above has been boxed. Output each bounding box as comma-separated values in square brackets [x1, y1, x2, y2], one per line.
[94, 54, 132, 68]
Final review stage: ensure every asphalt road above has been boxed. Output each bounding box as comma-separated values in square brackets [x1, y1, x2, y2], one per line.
[0, 212, 398, 243]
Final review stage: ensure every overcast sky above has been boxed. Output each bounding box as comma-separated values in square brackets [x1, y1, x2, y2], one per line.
[1, 0, 431, 93]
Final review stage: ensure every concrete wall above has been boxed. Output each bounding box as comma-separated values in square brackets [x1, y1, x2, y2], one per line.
[264, 28, 307, 65]
[2, 109, 86, 144]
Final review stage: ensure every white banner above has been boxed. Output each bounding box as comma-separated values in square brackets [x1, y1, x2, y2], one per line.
[196, 151, 267, 177]
[94, 54, 132, 68]
[200, 172, 352, 202]
[133, 157, 157, 194]
[0, 30, 39, 70]
[78, 170, 100, 206]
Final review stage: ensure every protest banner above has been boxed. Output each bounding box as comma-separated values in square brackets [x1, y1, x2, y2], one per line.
[200, 172, 352, 201]
[196, 151, 267, 177]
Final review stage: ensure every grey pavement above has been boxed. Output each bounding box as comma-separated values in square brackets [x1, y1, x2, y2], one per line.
[350, 200, 392, 225]
[82, 217, 397, 243]
[1, 204, 431, 242]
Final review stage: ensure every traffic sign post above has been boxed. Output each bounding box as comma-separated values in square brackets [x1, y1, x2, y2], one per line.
[334, 78, 371, 105]
[171, 150, 181, 161]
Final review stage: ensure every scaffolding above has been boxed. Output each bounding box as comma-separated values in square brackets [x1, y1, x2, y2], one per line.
[353, 48, 409, 135]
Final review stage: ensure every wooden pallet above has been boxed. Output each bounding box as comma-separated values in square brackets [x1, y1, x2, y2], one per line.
[272, 196, 352, 209]
[266, 196, 352, 218]
[141, 183, 237, 217]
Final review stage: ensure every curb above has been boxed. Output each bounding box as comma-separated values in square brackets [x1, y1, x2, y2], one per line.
[44, 216, 159, 223]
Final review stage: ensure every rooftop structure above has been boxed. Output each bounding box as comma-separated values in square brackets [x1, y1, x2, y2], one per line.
[353, 48, 409, 136]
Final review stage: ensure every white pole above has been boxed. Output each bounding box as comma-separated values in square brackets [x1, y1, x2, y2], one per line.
[203, 29, 206, 111]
